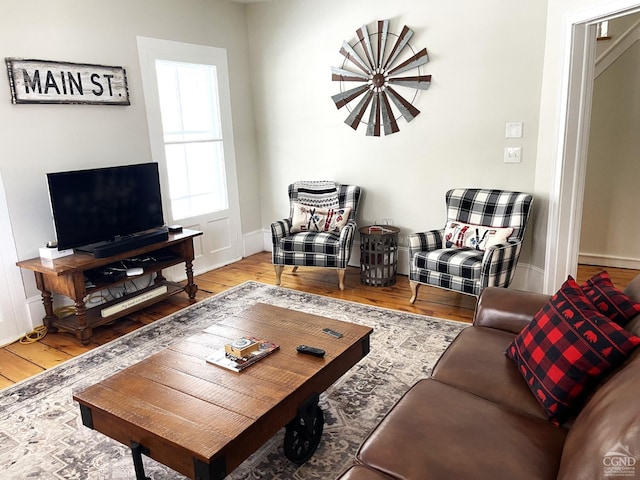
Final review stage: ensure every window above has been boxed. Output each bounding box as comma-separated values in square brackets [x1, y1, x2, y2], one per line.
[154, 61, 228, 220]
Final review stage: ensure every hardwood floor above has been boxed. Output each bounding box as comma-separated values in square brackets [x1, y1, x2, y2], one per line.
[1, 251, 637, 389]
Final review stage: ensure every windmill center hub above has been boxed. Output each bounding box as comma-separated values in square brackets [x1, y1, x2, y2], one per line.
[371, 73, 386, 88]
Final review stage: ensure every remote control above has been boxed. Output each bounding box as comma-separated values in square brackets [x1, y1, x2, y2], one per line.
[296, 345, 325, 358]
[322, 327, 344, 338]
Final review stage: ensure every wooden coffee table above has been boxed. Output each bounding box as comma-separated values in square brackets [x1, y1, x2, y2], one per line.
[73, 303, 373, 479]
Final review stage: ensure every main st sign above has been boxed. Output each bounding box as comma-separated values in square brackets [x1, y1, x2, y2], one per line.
[5, 58, 130, 105]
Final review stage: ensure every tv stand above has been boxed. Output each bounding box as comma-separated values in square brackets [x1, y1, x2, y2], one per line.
[17, 229, 203, 345]
[78, 227, 170, 258]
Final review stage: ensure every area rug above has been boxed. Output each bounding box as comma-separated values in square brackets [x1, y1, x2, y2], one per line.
[0, 281, 467, 479]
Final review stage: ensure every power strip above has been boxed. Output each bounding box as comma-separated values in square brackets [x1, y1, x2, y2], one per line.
[101, 285, 168, 318]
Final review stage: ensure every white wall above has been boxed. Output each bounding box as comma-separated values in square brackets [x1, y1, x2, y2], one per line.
[0, 0, 261, 305]
[246, 0, 547, 288]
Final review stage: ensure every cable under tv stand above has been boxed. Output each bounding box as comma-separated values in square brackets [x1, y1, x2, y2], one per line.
[16, 229, 203, 345]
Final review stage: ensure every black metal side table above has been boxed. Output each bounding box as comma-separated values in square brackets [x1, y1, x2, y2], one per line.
[359, 225, 400, 286]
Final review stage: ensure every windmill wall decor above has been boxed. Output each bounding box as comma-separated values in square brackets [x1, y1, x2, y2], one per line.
[331, 20, 431, 136]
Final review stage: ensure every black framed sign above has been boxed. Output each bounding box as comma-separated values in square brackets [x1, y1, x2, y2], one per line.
[5, 58, 130, 105]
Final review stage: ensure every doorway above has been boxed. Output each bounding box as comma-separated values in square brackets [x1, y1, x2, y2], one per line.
[579, 13, 640, 270]
[544, 2, 640, 294]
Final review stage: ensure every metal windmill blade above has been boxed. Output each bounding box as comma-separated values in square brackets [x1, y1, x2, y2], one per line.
[376, 20, 389, 70]
[388, 75, 432, 90]
[387, 48, 429, 76]
[345, 90, 374, 130]
[386, 86, 421, 122]
[331, 84, 369, 109]
[366, 93, 381, 137]
[383, 26, 414, 71]
[331, 67, 369, 83]
[339, 41, 372, 75]
[379, 91, 399, 135]
[357, 24, 376, 73]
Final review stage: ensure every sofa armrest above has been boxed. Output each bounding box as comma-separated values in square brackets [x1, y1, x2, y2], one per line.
[473, 287, 549, 334]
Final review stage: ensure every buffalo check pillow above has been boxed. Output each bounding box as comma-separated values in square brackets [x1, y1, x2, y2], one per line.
[581, 271, 640, 326]
[506, 276, 640, 424]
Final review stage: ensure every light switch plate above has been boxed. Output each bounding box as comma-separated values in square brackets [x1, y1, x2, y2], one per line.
[505, 122, 523, 138]
[504, 147, 522, 163]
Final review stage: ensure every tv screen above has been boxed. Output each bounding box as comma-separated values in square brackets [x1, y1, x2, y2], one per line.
[47, 163, 165, 251]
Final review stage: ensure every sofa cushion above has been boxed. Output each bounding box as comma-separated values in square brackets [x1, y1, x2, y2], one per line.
[431, 326, 547, 420]
[356, 378, 567, 480]
[290, 202, 351, 233]
[506, 277, 640, 423]
[581, 271, 640, 326]
[444, 220, 513, 250]
[557, 350, 640, 480]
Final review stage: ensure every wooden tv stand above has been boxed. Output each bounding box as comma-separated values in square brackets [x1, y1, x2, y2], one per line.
[17, 229, 203, 345]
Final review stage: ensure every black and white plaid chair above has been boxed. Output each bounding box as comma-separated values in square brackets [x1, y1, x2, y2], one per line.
[271, 182, 361, 290]
[409, 188, 533, 303]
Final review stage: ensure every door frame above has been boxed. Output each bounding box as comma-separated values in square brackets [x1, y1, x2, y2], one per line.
[544, 1, 640, 293]
[137, 36, 243, 275]
[0, 172, 30, 346]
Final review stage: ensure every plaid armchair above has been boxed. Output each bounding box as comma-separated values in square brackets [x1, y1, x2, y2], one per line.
[409, 188, 533, 303]
[271, 182, 361, 290]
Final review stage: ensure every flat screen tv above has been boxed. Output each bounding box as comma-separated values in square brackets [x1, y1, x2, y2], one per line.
[47, 163, 167, 256]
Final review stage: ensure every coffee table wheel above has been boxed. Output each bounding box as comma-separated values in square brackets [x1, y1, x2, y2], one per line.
[284, 397, 324, 465]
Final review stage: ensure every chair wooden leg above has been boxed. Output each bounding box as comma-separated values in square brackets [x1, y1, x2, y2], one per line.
[292, 266, 299, 273]
[337, 269, 346, 291]
[274, 265, 285, 286]
[409, 281, 420, 304]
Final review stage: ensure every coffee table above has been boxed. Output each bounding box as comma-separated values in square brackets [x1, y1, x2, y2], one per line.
[73, 303, 373, 479]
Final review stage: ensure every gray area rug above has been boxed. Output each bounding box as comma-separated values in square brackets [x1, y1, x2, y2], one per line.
[0, 281, 467, 479]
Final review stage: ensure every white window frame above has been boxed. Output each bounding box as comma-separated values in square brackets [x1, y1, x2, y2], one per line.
[137, 37, 243, 273]
[136, 37, 240, 225]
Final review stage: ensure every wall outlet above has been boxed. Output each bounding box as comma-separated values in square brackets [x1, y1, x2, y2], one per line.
[374, 218, 393, 226]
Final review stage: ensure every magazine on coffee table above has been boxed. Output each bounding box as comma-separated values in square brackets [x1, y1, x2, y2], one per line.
[206, 337, 280, 372]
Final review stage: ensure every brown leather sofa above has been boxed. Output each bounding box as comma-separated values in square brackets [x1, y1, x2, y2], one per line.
[336, 277, 640, 480]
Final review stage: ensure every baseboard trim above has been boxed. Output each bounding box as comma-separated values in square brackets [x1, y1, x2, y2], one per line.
[25, 294, 45, 328]
[578, 253, 640, 270]
[244, 229, 266, 258]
